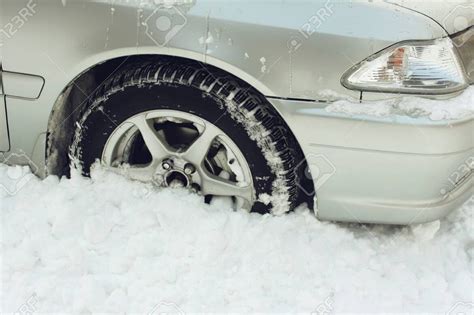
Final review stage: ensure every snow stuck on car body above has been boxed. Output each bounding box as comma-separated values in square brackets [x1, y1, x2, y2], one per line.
[326, 86, 474, 121]
[1, 164, 472, 313]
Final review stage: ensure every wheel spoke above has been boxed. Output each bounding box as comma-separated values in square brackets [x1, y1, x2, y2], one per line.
[182, 125, 221, 165]
[129, 115, 172, 160]
[201, 171, 253, 202]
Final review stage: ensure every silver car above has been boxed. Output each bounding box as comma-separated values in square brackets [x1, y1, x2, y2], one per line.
[0, 0, 472, 224]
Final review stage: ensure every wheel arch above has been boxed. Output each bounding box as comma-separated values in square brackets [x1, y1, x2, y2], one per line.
[46, 52, 314, 208]
[47, 50, 274, 173]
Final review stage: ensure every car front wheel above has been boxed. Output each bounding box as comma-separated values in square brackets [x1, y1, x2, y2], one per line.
[70, 60, 308, 214]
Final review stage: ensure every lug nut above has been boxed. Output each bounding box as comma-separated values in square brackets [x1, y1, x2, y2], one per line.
[184, 163, 196, 175]
[162, 159, 173, 170]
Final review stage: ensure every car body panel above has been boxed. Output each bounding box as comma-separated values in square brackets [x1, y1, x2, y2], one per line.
[1, 0, 446, 99]
[0, 0, 448, 158]
[204, 1, 446, 100]
[389, 0, 474, 35]
[269, 97, 473, 224]
[0, 0, 472, 224]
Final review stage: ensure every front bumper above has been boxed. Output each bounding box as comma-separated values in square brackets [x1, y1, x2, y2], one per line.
[269, 97, 473, 225]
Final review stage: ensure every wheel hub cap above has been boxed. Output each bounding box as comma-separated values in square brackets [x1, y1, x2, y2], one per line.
[154, 157, 196, 189]
[101, 110, 255, 210]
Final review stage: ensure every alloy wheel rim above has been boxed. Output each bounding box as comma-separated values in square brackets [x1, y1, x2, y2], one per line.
[101, 110, 255, 210]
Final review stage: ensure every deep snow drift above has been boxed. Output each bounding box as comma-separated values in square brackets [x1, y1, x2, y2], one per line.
[1, 164, 473, 313]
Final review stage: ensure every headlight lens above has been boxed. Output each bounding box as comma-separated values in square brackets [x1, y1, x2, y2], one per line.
[452, 26, 473, 84]
[341, 38, 468, 94]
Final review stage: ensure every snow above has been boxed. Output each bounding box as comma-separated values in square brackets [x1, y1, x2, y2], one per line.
[198, 32, 214, 46]
[326, 86, 474, 121]
[260, 57, 267, 73]
[1, 164, 473, 313]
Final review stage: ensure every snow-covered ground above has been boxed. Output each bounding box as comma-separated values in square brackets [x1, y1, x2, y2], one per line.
[1, 164, 473, 313]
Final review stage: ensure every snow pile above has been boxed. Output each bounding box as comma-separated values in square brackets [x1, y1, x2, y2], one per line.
[1, 164, 473, 313]
[326, 86, 474, 121]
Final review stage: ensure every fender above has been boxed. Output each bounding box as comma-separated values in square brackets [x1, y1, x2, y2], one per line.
[56, 47, 276, 100]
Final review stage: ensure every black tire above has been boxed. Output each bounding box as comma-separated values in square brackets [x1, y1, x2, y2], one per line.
[70, 59, 308, 214]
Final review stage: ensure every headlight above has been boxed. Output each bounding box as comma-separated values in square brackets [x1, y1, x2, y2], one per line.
[341, 38, 468, 94]
[452, 26, 473, 84]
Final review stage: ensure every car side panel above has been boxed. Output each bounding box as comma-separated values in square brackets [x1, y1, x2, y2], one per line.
[1, 0, 446, 166]
[1, 0, 209, 162]
[204, 1, 446, 100]
[388, 0, 474, 35]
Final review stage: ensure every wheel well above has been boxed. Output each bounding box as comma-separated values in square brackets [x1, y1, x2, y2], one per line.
[46, 54, 315, 208]
[47, 55, 171, 176]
